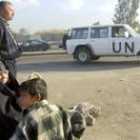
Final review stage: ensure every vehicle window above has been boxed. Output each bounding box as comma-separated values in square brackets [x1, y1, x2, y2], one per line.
[71, 28, 88, 39]
[34, 40, 41, 45]
[90, 27, 108, 38]
[32, 40, 37, 45]
[29, 40, 35, 45]
[24, 42, 30, 46]
[112, 26, 126, 38]
[29, 40, 39, 45]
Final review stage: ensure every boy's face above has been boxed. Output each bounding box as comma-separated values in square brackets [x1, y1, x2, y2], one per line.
[0, 70, 9, 84]
[19, 92, 39, 110]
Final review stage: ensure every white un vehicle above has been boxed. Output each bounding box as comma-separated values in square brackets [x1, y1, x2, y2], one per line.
[65, 24, 140, 62]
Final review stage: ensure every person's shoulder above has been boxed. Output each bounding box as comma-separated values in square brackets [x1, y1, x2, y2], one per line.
[43, 102, 61, 116]
[27, 101, 60, 118]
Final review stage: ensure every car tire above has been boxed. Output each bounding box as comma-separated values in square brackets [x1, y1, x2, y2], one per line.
[42, 48, 47, 51]
[75, 47, 91, 62]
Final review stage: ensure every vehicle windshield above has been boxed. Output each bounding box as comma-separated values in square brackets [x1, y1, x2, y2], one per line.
[125, 25, 138, 37]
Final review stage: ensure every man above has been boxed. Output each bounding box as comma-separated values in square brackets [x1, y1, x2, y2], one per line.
[112, 27, 121, 37]
[62, 33, 68, 49]
[0, 1, 22, 77]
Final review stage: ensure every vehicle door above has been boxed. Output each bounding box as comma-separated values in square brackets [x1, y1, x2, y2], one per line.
[22, 41, 31, 52]
[88, 27, 109, 55]
[109, 26, 135, 56]
[31, 40, 41, 51]
[66, 28, 89, 54]
[38, 40, 47, 50]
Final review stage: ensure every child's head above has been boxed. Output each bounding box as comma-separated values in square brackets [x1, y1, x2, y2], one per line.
[0, 60, 9, 84]
[19, 78, 48, 109]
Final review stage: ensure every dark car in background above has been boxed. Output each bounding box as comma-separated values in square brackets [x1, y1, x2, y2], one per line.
[20, 39, 50, 52]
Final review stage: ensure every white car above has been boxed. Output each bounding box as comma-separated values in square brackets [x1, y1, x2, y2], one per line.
[66, 24, 140, 62]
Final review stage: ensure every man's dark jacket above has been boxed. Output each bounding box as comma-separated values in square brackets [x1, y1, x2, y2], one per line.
[0, 18, 22, 60]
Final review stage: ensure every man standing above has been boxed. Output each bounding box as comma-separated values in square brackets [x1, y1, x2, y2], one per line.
[0, 1, 22, 77]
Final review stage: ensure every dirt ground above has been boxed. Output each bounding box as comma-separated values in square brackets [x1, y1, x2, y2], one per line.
[17, 58, 140, 140]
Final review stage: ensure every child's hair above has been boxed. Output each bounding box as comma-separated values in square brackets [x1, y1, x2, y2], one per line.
[19, 78, 48, 100]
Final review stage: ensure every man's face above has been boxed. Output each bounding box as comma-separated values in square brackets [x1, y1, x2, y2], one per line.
[0, 70, 9, 84]
[2, 4, 14, 21]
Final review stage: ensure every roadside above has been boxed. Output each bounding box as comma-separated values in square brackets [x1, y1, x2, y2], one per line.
[21, 48, 66, 56]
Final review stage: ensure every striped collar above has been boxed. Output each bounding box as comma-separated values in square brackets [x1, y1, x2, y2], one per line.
[0, 17, 9, 26]
[28, 100, 49, 112]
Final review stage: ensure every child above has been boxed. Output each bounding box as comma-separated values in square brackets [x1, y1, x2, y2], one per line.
[0, 59, 22, 140]
[10, 78, 86, 140]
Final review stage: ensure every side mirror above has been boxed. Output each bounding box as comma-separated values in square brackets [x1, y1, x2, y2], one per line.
[124, 31, 129, 38]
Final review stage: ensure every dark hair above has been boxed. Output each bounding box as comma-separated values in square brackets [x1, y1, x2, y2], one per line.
[19, 78, 48, 100]
[0, 1, 13, 10]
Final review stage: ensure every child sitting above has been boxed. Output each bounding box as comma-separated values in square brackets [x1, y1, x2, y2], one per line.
[10, 78, 86, 140]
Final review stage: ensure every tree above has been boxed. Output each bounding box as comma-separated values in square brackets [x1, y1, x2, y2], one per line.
[113, 0, 127, 24]
[113, 0, 140, 30]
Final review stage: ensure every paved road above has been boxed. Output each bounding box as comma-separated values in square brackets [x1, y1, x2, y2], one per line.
[17, 52, 140, 73]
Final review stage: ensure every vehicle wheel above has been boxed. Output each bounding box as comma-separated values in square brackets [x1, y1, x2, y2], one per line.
[92, 56, 100, 60]
[43, 48, 48, 51]
[75, 47, 91, 62]
[42, 47, 48, 51]
[41, 48, 47, 51]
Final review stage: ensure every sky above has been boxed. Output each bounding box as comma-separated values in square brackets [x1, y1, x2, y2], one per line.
[4, 0, 126, 33]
